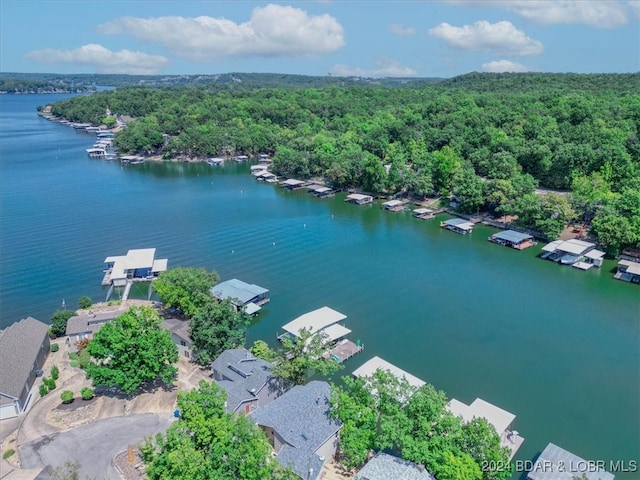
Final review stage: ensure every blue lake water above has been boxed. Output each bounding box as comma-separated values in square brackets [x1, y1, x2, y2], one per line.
[1, 94, 638, 478]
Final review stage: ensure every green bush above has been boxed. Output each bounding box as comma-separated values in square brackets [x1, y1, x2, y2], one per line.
[68, 352, 79, 360]
[44, 377, 56, 390]
[50, 343, 59, 352]
[60, 390, 74, 404]
[39, 384, 48, 397]
[78, 296, 92, 309]
[78, 348, 91, 370]
[49, 310, 75, 338]
[80, 387, 94, 400]
[51, 365, 59, 380]
[2, 448, 15, 459]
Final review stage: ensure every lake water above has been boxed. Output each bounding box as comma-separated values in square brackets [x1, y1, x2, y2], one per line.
[1, 94, 638, 478]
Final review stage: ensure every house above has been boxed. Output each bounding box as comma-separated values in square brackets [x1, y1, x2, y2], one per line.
[211, 349, 281, 414]
[355, 452, 436, 480]
[489, 230, 536, 250]
[102, 248, 168, 287]
[250, 381, 342, 480]
[382, 199, 405, 212]
[210, 278, 269, 315]
[352, 356, 425, 389]
[446, 397, 524, 460]
[440, 218, 474, 234]
[161, 318, 193, 360]
[527, 443, 614, 480]
[65, 310, 120, 348]
[0, 317, 50, 419]
[278, 306, 350, 344]
[540, 239, 605, 269]
[345, 193, 373, 205]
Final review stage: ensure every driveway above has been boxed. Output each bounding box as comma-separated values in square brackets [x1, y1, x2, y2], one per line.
[19, 413, 173, 480]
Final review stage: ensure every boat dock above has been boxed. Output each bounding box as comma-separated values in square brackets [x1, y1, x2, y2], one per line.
[326, 339, 364, 363]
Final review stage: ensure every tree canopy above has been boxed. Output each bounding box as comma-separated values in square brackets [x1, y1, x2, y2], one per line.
[49, 73, 640, 251]
[86, 306, 178, 394]
[143, 380, 297, 480]
[49, 309, 76, 337]
[152, 267, 219, 318]
[330, 370, 511, 480]
[189, 298, 250, 365]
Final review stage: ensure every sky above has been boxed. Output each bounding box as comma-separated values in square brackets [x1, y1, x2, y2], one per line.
[1, 1, 638, 78]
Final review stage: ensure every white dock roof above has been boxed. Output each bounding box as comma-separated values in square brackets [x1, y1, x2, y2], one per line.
[584, 249, 604, 260]
[347, 193, 373, 201]
[447, 398, 515, 435]
[353, 356, 425, 388]
[321, 324, 352, 342]
[543, 239, 595, 255]
[282, 178, 306, 186]
[413, 208, 433, 215]
[528, 442, 614, 480]
[619, 259, 640, 275]
[282, 306, 347, 337]
[383, 199, 403, 207]
[152, 259, 168, 273]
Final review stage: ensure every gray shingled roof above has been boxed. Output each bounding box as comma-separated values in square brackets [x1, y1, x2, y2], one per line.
[0, 317, 49, 403]
[65, 311, 120, 336]
[250, 381, 342, 480]
[212, 349, 275, 411]
[356, 453, 435, 480]
[161, 317, 192, 344]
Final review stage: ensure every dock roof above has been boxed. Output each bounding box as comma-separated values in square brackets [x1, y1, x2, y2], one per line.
[320, 324, 352, 342]
[346, 193, 373, 201]
[413, 208, 433, 215]
[281, 178, 306, 186]
[447, 398, 515, 435]
[443, 218, 474, 230]
[210, 278, 268, 305]
[618, 259, 640, 275]
[353, 356, 425, 388]
[491, 230, 533, 243]
[542, 239, 594, 255]
[282, 306, 346, 337]
[383, 199, 403, 207]
[527, 443, 614, 480]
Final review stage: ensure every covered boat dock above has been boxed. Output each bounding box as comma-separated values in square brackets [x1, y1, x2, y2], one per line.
[346, 193, 374, 205]
[440, 218, 474, 234]
[488, 230, 535, 250]
[352, 356, 425, 388]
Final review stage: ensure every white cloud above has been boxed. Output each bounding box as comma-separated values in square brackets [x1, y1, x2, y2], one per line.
[328, 57, 417, 77]
[390, 23, 416, 36]
[447, 1, 631, 28]
[98, 4, 345, 61]
[26, 44, 168, 74]
[628, 0, 640, 19]
[429, 20, 543, 56]
[481, 59, 536, 72]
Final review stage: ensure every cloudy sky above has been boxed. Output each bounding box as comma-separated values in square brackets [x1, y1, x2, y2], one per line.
[1, 1, 638, 77]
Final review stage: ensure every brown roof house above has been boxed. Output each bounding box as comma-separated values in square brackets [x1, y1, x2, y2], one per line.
[0, 317, 50, 419]
[250, 381, 342, 480]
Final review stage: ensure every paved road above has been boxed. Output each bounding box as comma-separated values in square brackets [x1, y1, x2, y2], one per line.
[19, 414, 174, 479]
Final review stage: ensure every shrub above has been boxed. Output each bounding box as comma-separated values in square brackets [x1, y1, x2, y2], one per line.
[68, 352, 79, 360]
[60, 390, 74, 404]
[70, 359, 80, 368]
[49, 309, 75, 338]
[78, 296, 92, 309]
[44, 377, 56, 390]
[50, 343, 59, 352]
[74, 338, 90, 351]
[51, 365, 59, 380]
[39, 384, 48, 397]
[78, 348, 91, 370]
[80, 387, 94, 400]
[2, 448, 15, 460]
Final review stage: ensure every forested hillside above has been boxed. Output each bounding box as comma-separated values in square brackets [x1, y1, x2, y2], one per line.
[48, 73, 640, 253]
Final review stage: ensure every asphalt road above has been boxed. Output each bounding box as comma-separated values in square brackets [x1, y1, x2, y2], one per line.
[19, 413, 174, 479]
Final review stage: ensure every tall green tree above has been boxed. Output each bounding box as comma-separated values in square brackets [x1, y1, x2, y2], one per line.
[49, 309, 76, 337]
[152, 267, 219, 318]
[144, 380, 296, 480]
[86, 306, 178, 394]
[189, 299, 250, 365]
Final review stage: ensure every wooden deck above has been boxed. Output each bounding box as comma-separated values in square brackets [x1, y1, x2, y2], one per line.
[326, 339, 364, 364]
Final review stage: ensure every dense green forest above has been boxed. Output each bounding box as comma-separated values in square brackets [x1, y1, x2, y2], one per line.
[48, 73, 640, 253]
[0, 77, 94, 94]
